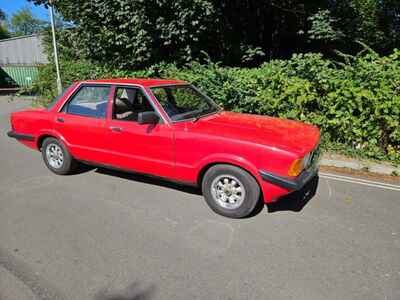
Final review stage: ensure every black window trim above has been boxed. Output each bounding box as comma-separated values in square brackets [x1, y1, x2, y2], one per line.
[59, 83, 112, 119]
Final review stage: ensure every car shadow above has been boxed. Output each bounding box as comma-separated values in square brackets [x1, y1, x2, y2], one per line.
[266, 175, 319, 213]
[70, 163, 97, 175]
[95, 167, 202, 195]
[80, 164, 317, 217]
[94, 282, 156, 300]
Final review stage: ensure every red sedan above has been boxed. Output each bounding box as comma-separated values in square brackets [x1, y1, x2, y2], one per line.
[7, 79, 320, 218]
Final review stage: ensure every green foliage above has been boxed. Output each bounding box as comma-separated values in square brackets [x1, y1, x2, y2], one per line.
[32, 47, 400, 163]
[240, 46, 266, 66]
[10, 7, 48, 36]
[307, 10, 344, 42]
[0, 9, 10, 39]
[349, 0, 384, 45]
[29, 0, 400, 67]
[32, 0, 219, 68]
[32, 0, 400, 67]
[0, 24, 9, 40]
[0, 9, 5, 21]
[329, 0, 400, 53]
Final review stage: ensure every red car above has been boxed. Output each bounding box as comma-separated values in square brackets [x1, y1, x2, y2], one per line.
[7, 79, 320, 218]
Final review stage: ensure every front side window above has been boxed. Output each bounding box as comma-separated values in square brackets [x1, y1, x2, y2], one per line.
[151, 85, 219, 122]
[113, 87, 155, 122]
[65, 85, 110, 118]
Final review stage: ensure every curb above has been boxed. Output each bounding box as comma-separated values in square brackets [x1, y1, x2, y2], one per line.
[320, 154, 400, 176]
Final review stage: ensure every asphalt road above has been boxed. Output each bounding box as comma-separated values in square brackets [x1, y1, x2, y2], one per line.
[1, 98, 399, 300]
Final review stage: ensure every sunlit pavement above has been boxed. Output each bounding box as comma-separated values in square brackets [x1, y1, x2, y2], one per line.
[1, 98, 399, 300]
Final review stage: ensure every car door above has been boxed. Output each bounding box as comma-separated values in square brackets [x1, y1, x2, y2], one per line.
[104, 85, 175, 178]
[54, 84, 112, 163]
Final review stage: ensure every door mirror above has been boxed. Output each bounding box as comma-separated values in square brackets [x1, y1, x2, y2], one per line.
[138, 111, 160, 125]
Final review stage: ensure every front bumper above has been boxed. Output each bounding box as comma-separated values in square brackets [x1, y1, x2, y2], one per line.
[7, 130, 35, 141]
[259, 168, 318, 191]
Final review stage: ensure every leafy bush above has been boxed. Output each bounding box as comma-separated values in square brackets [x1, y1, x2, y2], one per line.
[32, 48, 400, 163]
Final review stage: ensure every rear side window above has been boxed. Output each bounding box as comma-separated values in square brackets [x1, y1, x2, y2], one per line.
[65, 86, 111, 118]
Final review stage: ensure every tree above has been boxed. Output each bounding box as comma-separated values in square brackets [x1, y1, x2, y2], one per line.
[327, 0, 400, 53]
[0, 8, 10, 39]
[29, 0, 400, 68]
[29, 0, 313, 67]
[307, 10, 344, 42]
[0, 9, 5, 20]
[30, 0, 220, 68]
[10, 7, 48, 36]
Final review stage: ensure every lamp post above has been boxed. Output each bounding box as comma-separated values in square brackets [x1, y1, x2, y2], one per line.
[48, 0, 62, 94]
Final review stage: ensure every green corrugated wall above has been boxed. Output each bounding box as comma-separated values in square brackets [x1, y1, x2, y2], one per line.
[0, 65, 39, 88]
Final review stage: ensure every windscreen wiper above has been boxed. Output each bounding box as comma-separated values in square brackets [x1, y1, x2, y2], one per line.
[192, 109, 208, 123]
[192, 108, 219, 123]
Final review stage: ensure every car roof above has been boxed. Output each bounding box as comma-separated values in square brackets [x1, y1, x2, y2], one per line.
[80, 78, 187, 87]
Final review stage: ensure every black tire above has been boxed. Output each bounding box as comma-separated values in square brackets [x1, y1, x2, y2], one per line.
[202, 164, 261, 218]
[41, 137, 77, 175]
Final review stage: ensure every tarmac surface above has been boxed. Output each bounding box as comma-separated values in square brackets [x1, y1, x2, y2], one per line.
[1, 98, 399, 300]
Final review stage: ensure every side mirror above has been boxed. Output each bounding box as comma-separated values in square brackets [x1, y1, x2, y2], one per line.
[138, 111, 160, 125]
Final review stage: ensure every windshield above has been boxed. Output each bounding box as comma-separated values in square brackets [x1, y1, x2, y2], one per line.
[150, 85, 219, 122]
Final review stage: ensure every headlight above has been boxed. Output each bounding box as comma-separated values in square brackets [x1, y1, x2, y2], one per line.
[288, 157, 305, 177]
[288, 148, 319, 177]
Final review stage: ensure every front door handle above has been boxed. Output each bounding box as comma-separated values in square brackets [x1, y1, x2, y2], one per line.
[110, 126, 122, 132]
[56, 117, 64, 123]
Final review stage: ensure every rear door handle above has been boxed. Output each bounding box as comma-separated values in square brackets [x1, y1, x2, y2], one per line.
[56, 117, 64, 123]
[110, 126, 122, 132]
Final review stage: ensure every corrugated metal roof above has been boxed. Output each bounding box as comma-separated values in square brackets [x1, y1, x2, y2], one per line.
[0, 34, 48, 65]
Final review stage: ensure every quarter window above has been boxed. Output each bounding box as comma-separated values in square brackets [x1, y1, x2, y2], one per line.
[65, 85, 110, 118]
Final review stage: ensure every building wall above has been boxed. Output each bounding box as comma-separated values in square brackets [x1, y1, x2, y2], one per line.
[0, 34, 48, 88]
[0, 34, 48, 66]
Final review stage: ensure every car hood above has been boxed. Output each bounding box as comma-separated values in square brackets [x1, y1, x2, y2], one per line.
[194, 111, 320, 155]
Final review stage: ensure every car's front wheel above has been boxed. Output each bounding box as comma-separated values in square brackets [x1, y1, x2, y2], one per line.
[202, 164, 261, 218]
[42, 137, 77, 175]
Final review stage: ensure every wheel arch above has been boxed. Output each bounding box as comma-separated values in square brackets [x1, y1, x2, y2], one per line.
[36, 130, 69, 151]
[37, 134, 56, 150]
[197, 160, 262, 192]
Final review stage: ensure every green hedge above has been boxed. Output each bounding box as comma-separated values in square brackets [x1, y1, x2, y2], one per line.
[32, 49, 400, 163]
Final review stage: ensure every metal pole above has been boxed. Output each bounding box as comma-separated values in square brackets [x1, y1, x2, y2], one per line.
[49, 2, 62, 94]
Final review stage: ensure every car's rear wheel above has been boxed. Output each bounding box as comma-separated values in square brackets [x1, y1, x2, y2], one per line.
[202, 164, 261, 218]
[42, 137, 77, 175]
